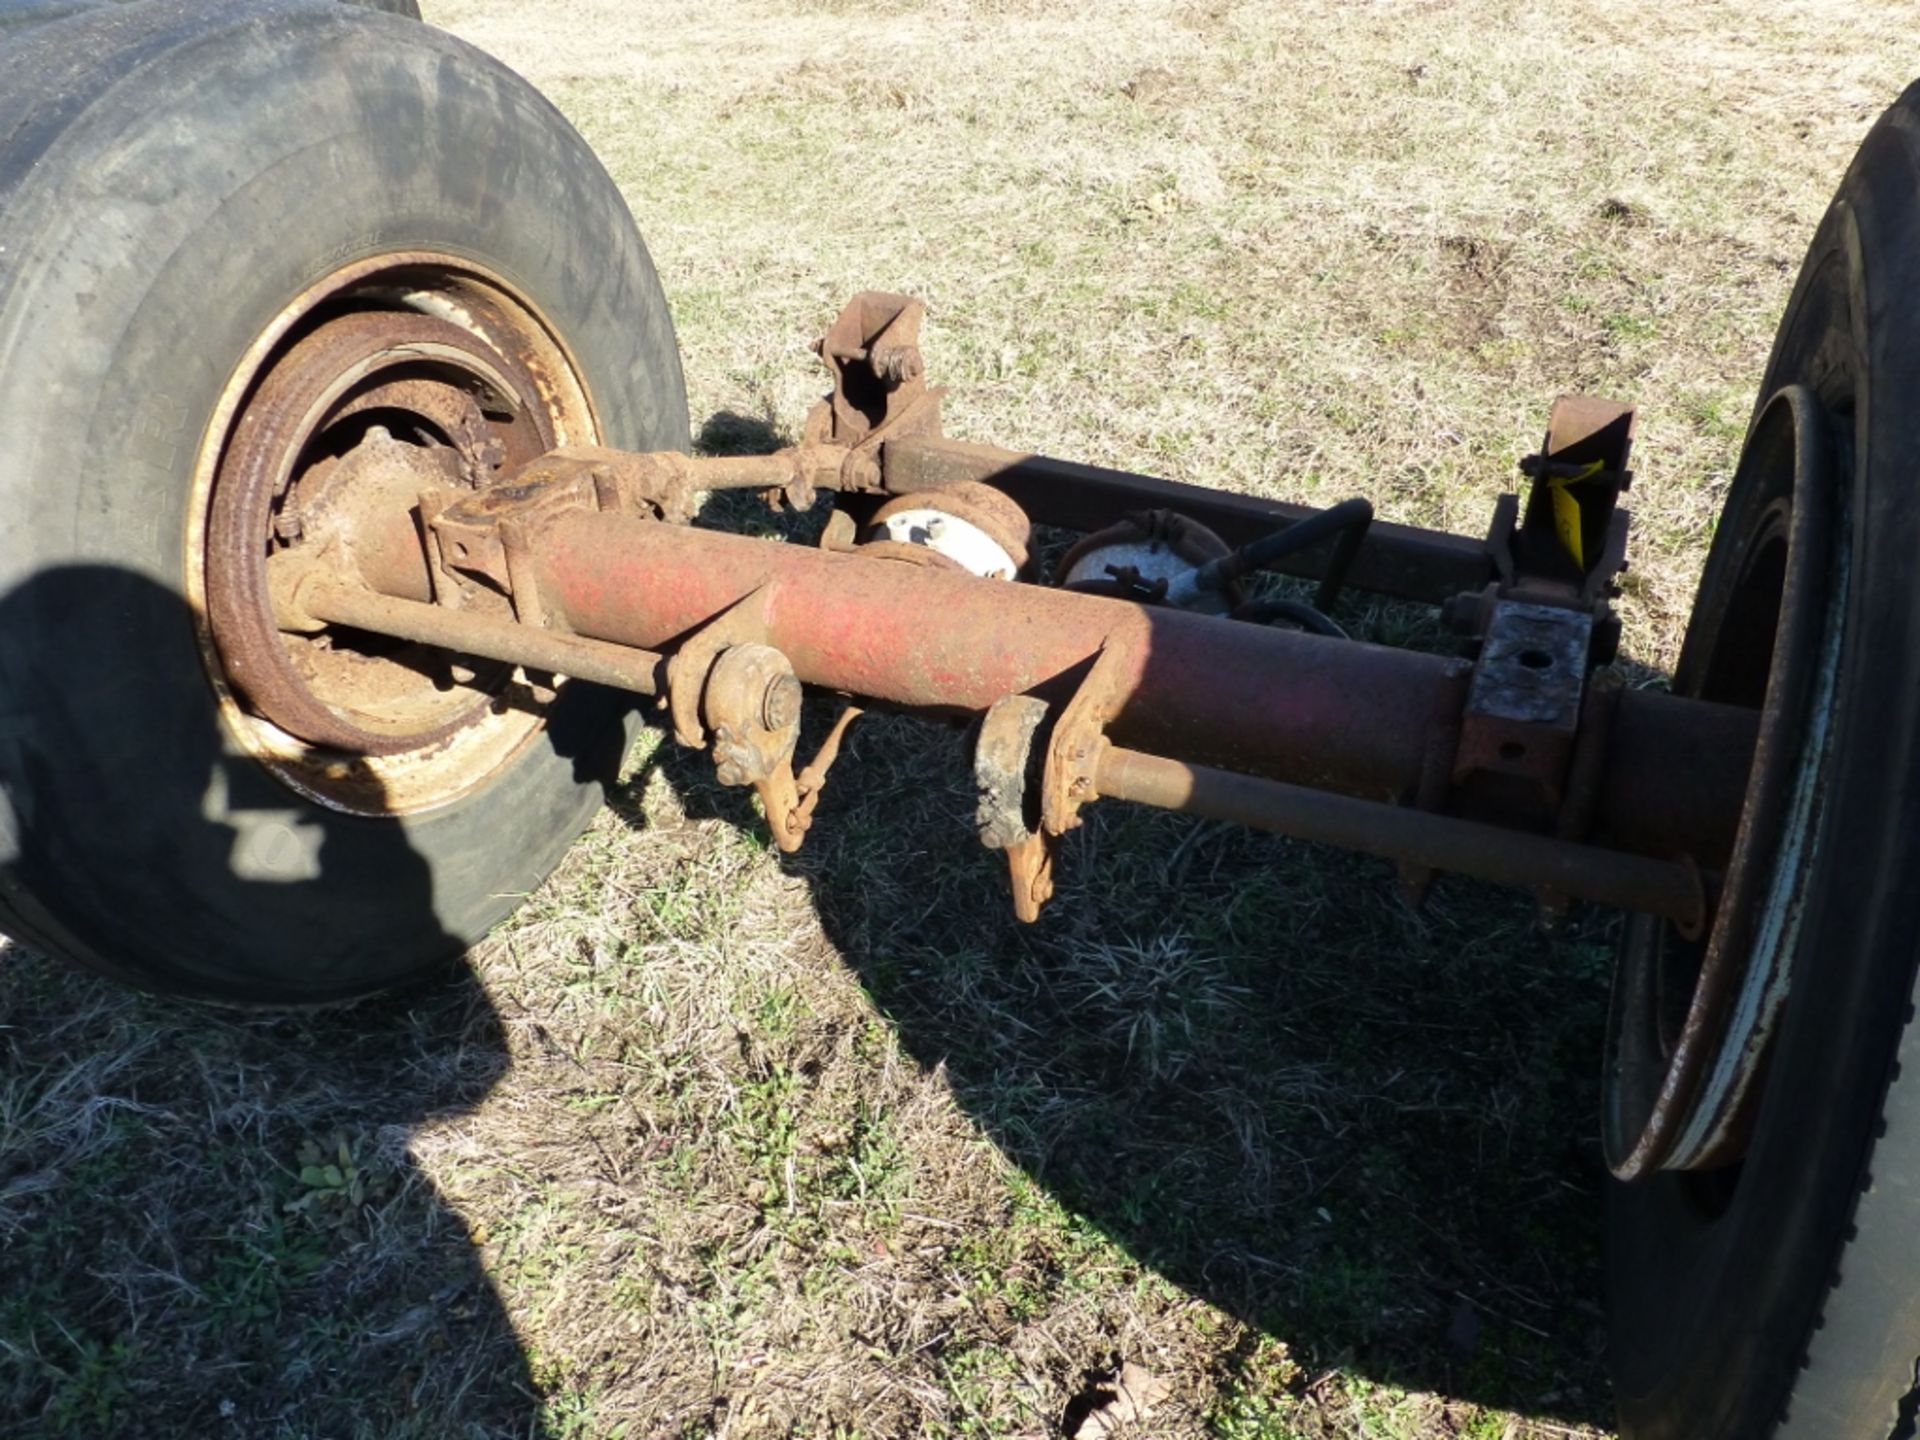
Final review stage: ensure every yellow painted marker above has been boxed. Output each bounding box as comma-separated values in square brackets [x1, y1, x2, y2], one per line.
[1547, 459, 1606, 569]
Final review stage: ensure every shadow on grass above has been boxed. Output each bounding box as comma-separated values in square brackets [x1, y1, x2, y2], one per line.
[625, 722, 1616, 1429]
[0, 958, 535, 1438]
[0, 567, 543, 1438]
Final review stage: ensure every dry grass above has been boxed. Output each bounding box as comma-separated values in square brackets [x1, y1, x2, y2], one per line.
[5, 1, 1919, 1437]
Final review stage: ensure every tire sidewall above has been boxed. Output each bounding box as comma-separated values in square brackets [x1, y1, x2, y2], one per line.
[1610, 96, 1920, 1439]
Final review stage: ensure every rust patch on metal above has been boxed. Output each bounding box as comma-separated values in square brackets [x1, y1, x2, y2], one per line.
[662, 590, 773, 750]
[975, 694, 1056, 923]
[975, 695, 1048, 851]
[805, 292, 936, 448]
[1453, 599, 1594, 821]
[869, 480, 1033, 576]
[1095, 747, 1707, 927]
[698, 642, 859, 854]
[204, 307, 556, 755]
[188, 252, 599, 818]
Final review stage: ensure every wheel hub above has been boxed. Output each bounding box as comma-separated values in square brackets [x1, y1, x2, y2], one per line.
[193, 255, 598, 814]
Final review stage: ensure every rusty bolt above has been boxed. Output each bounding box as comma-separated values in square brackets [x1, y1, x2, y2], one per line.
[763, 673, 804, 732]
[844, 453, 882, 491]
[869, 345, 923, 385]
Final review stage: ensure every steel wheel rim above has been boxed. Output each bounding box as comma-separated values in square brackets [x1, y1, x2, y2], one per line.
[1603, 384, 1847, 1181]
[190, 253, 599, 816]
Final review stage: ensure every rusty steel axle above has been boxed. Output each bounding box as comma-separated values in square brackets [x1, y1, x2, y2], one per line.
[288, 578, 666, 697]
[879, 435, 1495, 605]
[506, 508, 1750, 869]
[1095, 748, 1705, 927]
[246, 292, 1763, 929]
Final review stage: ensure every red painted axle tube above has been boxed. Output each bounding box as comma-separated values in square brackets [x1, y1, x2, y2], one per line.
[536, 510, 1450, 800]
[526, 512, 1752, 864]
